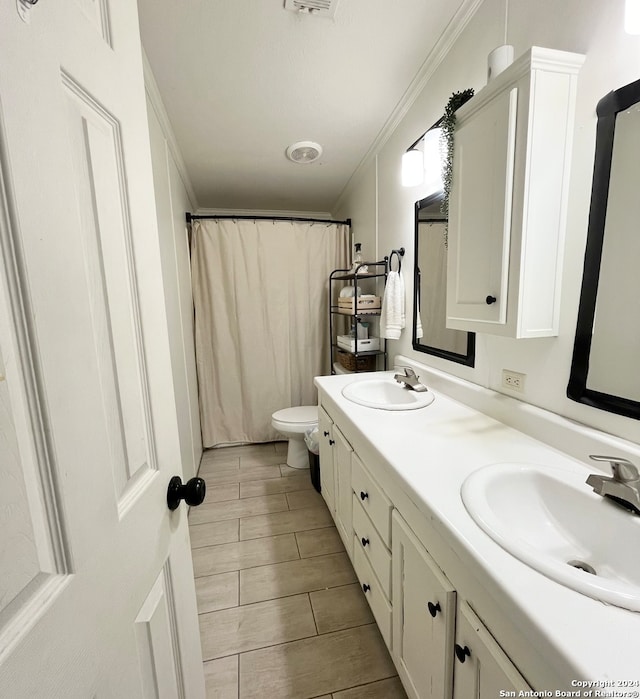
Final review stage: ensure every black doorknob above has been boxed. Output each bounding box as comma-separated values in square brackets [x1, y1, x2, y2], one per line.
[485, 295, 497, 305]
[455, 644, 471, 663]
[167, 476, 206, 511]
[427, 601, 441, 617]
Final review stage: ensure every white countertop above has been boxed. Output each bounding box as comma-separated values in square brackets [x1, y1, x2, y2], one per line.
[315, 363, 640, 687]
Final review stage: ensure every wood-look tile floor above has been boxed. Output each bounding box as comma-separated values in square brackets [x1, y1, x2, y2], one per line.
[191, 442, 408, 699]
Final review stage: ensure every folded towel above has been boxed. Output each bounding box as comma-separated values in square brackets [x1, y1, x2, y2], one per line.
[380, 270, 405, 339]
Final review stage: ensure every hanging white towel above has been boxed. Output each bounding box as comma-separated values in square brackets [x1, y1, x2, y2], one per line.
[415, 294, 423, 339]
[380, 270, 405, 339]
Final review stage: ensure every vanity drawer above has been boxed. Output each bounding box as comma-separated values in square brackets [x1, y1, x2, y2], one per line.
[351, 454, 392, 547]
[352, 495, 392, 598]
[353, 540, 392, 650]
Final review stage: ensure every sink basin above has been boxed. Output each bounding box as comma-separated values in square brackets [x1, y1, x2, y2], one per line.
[341, 378, 435, 410]
[461, 463, 640, 611]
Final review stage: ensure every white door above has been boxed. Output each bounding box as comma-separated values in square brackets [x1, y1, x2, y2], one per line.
[392, 512, 456, 699]
[453, 602, 530, 698]
[0, 2, 204, 697]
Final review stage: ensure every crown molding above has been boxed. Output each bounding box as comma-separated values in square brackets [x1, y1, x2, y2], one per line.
[142, 50, 199, 210]
[333, 0, 484, 213]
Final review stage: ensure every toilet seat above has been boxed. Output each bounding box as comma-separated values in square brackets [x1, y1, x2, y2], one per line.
[272, 406, 318, 434]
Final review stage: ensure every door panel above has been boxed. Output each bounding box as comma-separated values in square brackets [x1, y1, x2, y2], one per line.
[135, 565, 181, 699]
[64, 75, 155, 501]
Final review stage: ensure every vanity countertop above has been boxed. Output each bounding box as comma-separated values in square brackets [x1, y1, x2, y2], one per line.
[315, 364, 640, 687]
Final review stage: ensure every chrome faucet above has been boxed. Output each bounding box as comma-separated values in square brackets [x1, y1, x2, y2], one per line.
[393, 367, 428, 392]
[586, 455, 640, 515]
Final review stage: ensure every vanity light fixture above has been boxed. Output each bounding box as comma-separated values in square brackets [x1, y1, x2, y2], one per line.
[625, 0, 640, 33]
[401, 147, 424, 187]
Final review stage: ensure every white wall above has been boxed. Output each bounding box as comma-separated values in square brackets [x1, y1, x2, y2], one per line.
[335, 0, 640, 445]
[144, 58, 203, 478]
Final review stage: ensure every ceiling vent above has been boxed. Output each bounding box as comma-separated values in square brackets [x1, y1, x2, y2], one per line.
[284, 0, 339, 18]
[286, 141, 323, 164]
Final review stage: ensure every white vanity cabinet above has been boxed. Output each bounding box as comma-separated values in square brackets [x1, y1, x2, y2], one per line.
[446, 47, 584, 338]
[351, 453, 394, 648]
[318, 399, 533, 698]
[318, 406, 353, 556]
[333, 424, 354, 557]
[318, 406, 335, 513]
[392, 511, 456, 699]
[453, 602, 530, 698]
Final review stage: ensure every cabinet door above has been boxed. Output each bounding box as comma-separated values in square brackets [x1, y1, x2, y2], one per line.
[333, 424, 353, 557]
[453, 602, 530, 699]
[392, 512, 456, 699]
[447, 86, 518, 328]
[318, 407, 335, 513]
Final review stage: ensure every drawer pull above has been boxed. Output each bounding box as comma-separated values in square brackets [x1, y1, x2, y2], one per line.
[329, 439, 335, 445]
[485, 295, 497, 305]
[362, 583, 371, 593]
[455, 644, 471, 663]
[323, 430, 329, 437]
[360, 491, 369, 501]
[361, 537, 369, 547]
[427, 601, 441, 617]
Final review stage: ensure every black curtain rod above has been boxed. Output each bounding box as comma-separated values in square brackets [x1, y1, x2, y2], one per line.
[186, 212, 351, 226]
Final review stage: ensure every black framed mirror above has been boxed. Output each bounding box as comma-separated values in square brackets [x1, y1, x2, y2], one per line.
[567, 77, 640, 419]
[412, 123, 475, 366]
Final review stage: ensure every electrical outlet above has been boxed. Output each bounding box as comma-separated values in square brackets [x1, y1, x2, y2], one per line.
[502, 369, 526, 392]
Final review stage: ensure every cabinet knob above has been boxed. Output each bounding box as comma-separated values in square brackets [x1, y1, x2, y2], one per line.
[329, 439, 335, 446]
[362, 583, 371, 593]
[427, 601, 441, 617]
[361, 537, 369, 547]
[485, 295, 497, 305]
[360, 491, 369, 501]
[455, 644, 471, 663]
[323, 430, 330, 437]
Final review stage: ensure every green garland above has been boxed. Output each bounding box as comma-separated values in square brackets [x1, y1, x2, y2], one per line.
[440, 88, 475, 245]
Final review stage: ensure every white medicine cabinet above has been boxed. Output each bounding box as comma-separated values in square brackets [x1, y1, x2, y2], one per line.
[446, 47, 584, 338]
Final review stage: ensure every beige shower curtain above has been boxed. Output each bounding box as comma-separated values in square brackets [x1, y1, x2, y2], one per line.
[191, 218, 349, 447]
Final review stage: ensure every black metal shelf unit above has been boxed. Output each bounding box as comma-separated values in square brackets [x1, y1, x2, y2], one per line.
[329, 260, 389, 374]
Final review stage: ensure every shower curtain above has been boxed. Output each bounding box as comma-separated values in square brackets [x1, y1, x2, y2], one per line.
[191, 218, 349, 447]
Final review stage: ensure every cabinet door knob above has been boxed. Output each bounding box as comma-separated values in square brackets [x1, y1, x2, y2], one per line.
[323, 430, 330, 437]
[329, 439, 335, 445]
[485, 295, 497, 305]
[360, 491, 369, 500]
[427, 601, 441, 617]
[362, 583, 371, 593]
[361, 537, 369, 547]
[455, 644, 471, 663]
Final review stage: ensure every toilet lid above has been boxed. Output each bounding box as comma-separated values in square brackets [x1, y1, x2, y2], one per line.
[272, 406, 318, 424]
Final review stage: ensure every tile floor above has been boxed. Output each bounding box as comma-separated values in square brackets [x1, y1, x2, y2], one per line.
[190, 442, 408, 699]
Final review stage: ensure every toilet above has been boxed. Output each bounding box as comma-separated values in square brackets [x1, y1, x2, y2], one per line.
[272, 405, 318, 470]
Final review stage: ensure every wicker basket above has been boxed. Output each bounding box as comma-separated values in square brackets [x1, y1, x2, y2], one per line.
[336, 351, 377, 372]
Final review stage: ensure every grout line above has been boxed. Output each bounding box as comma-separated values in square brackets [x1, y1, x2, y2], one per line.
[231, 622, 380, 663]
[293, 531, 302, 560]
[308, 592, 319, 636]
[202, 627, 321, 663]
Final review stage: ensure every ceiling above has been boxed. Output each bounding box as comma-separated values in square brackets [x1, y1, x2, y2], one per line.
[137, 0, 469, 213]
